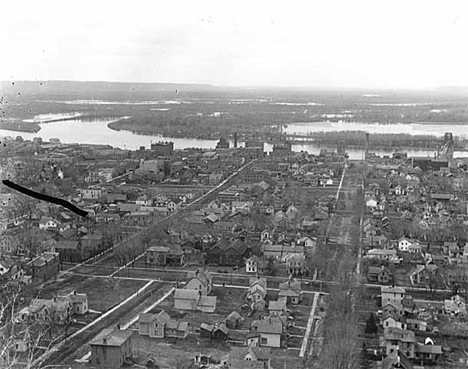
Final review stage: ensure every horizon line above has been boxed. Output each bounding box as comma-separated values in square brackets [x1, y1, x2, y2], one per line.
[3, 79, 468, 92]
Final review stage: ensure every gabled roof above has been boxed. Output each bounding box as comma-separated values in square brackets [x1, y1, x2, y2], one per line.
[381, 286, 406, 294]
[27, 252, 59, 267]
[200, 322, 214, 331]
[174, 289, 199, 300]
[230, 359, 264, 369]
[251, 320, 282, 335]
[147, 246, 170, 253]
[55, 240, 80, 250]
[416, 343, 442, 354]
[368, 266, 388, 276]
[249, 277, 267, 291]
[213, 322, 229, 335]
[226, 311, 242, 322]
[139, 313, 154, 324]
[269, 300, 286, 311]
[381, 351, 413, 369]
[198, 295, 217, 308]
[89, 328, 133, 347]
[155, 310, 171, 324]
[187, 269, 211, 287]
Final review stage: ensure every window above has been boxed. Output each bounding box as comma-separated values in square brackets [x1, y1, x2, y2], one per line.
[261, 337, 267, 345]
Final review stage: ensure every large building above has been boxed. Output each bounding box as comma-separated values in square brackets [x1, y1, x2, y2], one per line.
[89, 328, 134, 368]
[151, 141, 174, 156]
[411, 157, 448, 171]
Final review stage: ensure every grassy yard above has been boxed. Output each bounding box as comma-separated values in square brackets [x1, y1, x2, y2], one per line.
[22, 274, 148, 312]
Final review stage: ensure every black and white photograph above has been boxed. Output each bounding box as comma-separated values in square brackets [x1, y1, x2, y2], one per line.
[1, 1, 468, 368]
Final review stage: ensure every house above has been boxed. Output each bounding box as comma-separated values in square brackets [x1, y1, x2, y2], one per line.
[381, 351, 414, 369]
[278, 280, 302, 304]
[225, 311, 243, 329]
[0, 235, 20, 255]
[185, 269, 212, 295]
[0, 258, 24, 282]
[246, 256, 266, 274]
[411, 264, 438, 285]
[139, 310, 189, 339]
[212, 322, 229, 340]
[381, 286, 405, 307]
[18, 296, 72, 325]
[146, 246, 170, 266]
[398, 238, 413, 252]
[197, 295, 218, 313]
[55, 240, 82, 263]
[247, 277, 267, 303]
[382, 303, 403, 320]
[39, 216, 60, 231]
[136, 195, 152, 206]
[250, 319, 282, 348]
[415, 342, 443, 362]
[382, 328, 416, 358]
[200, 323, 215, 338]
[206, 238, 248, 266]
[262, 244, 304, 260]
[382, 316, 406, 330]
[174, 289, 200, 311]
[443, 241, 460, 258]
[138, 313, 154, 336]
[408, 243, 422, 254]
[66, 290, 88, 315]
[444, 294, 466, 316]
[268, 300, 287, 316]
[284, 253, 307, 276]
[166, 244, 184, 266]
[80, 188, 102, 200]
[230, 344, 271, 369]
[367, 248, 399, 263]
[366, 197, 378, 210]
[26, 252, 60, 281]
[173, 289, 217, 313]
[89, 327, 134, 368]
[367, 266, 392, 284]
[406, 319, 427, 332]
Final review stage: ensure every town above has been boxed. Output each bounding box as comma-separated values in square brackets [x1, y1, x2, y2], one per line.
[1, 130, 468, 369]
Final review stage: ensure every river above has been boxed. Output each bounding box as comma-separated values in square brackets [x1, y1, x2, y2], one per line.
[1, 118, 467, 160]
[284, 121, 468, 137]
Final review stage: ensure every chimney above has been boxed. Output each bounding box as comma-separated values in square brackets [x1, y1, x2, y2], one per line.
[103, 337, 107, 345]
[73, 290, 77, 295]
[117, 324, 121, 330]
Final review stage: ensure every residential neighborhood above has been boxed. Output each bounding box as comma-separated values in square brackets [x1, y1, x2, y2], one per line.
[2, 129, 468, 369]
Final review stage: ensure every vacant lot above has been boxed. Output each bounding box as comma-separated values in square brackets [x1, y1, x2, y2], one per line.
[22, 274, 148, 312]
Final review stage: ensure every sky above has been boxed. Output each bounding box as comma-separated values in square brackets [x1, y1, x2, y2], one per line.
[1, 0, 468, 89]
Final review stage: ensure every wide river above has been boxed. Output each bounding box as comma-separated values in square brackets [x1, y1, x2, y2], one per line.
[1, 118, 467, 160]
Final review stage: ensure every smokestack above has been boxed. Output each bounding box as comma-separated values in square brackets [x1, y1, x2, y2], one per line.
[234, 132, 238, 148]
[365, 133, 370, 159]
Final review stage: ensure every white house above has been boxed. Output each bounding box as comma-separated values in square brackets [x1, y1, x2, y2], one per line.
[366, 197, 378, 210]
[250, 319, 282, 348]
[398, 238, 413, 252]
[79, 188, 102, 200]
[246, 256, 264, 274]
[381, 286, 406, 307]
[39, 217, 60, 231]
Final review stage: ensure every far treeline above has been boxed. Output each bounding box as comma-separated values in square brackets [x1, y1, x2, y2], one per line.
[310, 131, 467, 149]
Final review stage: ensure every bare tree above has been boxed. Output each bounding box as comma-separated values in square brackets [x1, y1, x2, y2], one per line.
[0, 283, 53, 369]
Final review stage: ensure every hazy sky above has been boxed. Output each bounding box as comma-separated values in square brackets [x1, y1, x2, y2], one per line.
[1, 0, 467, 88]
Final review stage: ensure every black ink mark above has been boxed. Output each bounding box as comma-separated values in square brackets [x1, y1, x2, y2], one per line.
[2, 180, 88, 218]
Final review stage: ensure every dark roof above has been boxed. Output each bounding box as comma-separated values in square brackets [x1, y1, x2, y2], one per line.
[89, 328, 133, 347]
